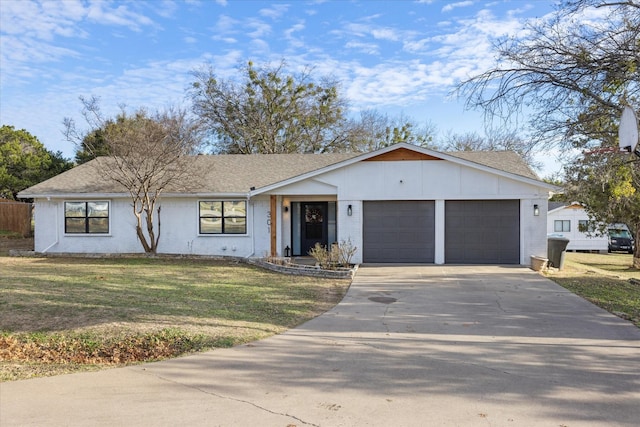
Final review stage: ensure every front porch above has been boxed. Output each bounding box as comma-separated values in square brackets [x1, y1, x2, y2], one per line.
[270, 195, 341, 258]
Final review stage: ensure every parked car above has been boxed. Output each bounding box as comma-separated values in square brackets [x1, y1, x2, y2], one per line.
[608, 223, 635, 254]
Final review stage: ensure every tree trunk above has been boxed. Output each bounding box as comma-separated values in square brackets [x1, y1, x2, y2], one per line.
[133, 200, 153, 253]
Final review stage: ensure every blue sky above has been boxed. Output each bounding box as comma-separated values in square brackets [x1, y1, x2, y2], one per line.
[0, 0, 561, 174]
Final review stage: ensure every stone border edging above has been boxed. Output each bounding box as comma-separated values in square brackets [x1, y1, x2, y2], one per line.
[245, 258, 357, 279]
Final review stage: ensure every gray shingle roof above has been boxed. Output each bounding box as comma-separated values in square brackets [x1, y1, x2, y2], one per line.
[18, 153, 359, 196]
[18, 148, 542, 197]
[548, 201, 568, 211]
[446, 151, 539, 180]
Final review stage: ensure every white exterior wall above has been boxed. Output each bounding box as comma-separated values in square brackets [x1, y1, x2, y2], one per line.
[34, 198, 143, 254]
[547, 207, 608, 251]
[269, 160, 551, 265]
[34, 196, 271, 257]
[156, 197, 257, 257]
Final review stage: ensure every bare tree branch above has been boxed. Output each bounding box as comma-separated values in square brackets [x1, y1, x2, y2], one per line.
[65, 100, 202, 253]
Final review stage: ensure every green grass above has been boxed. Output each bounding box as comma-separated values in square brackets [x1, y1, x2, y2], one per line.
[0, 256, 350, 381]
[545, 252, 640, 326]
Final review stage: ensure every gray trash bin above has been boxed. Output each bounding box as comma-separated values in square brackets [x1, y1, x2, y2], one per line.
[547, 236, 570, 269]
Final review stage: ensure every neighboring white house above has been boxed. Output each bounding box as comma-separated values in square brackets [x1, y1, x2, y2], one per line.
[547, 202, 608, 252]
[18, 143, 556, 265]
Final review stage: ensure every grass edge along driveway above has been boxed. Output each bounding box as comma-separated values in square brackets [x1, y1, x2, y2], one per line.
[544, 252, 640, 327]
[0, 256, 350, 381]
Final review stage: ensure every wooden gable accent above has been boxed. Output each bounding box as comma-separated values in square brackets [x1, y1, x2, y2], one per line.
[363, 147, 443, 162]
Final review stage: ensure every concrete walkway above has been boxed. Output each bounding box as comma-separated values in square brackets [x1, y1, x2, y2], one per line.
[2, 265, 640, 426]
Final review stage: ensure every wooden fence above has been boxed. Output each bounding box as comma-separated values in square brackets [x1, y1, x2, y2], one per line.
[0, 199, 33, 237]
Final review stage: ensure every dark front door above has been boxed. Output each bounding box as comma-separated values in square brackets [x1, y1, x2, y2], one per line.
[300, 202, 328, 256]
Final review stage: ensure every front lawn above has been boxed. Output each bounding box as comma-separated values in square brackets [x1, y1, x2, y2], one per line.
[544, 252, 640, 327]
[0, 256, 350, 381]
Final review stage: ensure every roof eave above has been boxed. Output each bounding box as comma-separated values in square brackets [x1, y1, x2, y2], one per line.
[21, 191, 252, 200]
[18, 192, 131, 200]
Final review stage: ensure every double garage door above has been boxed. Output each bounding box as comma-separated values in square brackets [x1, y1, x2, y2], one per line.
[363, 200, 520, 264]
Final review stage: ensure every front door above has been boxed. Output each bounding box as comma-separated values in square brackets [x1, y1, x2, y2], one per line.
[300, 202, 328, 256]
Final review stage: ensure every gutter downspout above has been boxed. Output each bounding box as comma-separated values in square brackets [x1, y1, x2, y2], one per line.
[42, 199, 59, 253]
[245, 194, 255, 258]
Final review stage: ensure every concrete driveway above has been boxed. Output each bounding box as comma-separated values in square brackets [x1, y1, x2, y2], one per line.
[2, 265, 640, 426]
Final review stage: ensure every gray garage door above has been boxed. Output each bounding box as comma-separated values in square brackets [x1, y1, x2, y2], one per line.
[445, 200, 520, 264]
[363, 201, 435, 263]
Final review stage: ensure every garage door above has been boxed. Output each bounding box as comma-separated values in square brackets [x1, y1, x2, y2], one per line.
[363, 201, 435, 263]
[445, 200, 520, 264]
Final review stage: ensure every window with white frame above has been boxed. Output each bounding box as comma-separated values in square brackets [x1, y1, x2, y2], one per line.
[554, 220, 570, 232]
[64, 201, 109, 234]
[199, 201, 247, 234]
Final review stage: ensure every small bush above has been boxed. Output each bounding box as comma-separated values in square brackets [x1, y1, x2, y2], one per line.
[308, 239, 357, 269]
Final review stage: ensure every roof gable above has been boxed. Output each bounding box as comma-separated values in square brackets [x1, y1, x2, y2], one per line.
[364, 147, 442, 161]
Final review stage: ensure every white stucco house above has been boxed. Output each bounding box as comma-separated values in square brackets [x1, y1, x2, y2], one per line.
[18, 143, 556, 265]
[547, 202, 608, 252]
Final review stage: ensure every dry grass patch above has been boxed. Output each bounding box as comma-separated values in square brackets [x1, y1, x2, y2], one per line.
[544, 252, 640, 327]
[0, 256, 350, 381]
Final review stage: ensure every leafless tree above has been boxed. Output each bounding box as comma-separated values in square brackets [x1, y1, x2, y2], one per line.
[347, 110, 437, 152]
[458, 0, 639, 150]
[438, 129, 541, 169]
[65, 97, 202, 253]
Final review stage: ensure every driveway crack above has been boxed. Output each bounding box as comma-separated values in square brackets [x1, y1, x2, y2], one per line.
[382, 305, 391, 333]
[143, 371, 320, 427]
[494, 292, 507, 313]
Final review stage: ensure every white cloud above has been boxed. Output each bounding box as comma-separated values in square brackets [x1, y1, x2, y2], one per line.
[259, 4, 289, 19]
[344, 41, 379, 55]
[3, 53, 223, 157]
[371, 28, 399, 41]
[284, 21, 306, 48]
[246, 18, 271, 38]
[249, 38, 271, 54]
[442, 1, 474, 13]
[85, 2, 154, 32]
[214, 15, 239, 33]
[402, 38, 429, 53]
[155, 0, 179, 19]
[0, 0, 157, 89]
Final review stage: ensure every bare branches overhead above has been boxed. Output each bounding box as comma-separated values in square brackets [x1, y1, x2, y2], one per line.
[458, 0, 639, 148]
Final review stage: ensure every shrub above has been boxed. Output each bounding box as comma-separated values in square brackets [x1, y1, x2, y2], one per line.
[308, 239, 357, 269]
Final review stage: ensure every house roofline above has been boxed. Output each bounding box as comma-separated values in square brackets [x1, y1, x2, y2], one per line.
[548, 201, 584, 214]
[250, 143, 559, 195]
[18, 192, 251, 200]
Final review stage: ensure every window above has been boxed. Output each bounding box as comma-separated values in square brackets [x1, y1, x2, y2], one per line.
[554, 220, 570, 232]
[199, 201, 246, 234]
[65, 201, 109, 234]
[578, 220, 596, 233]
